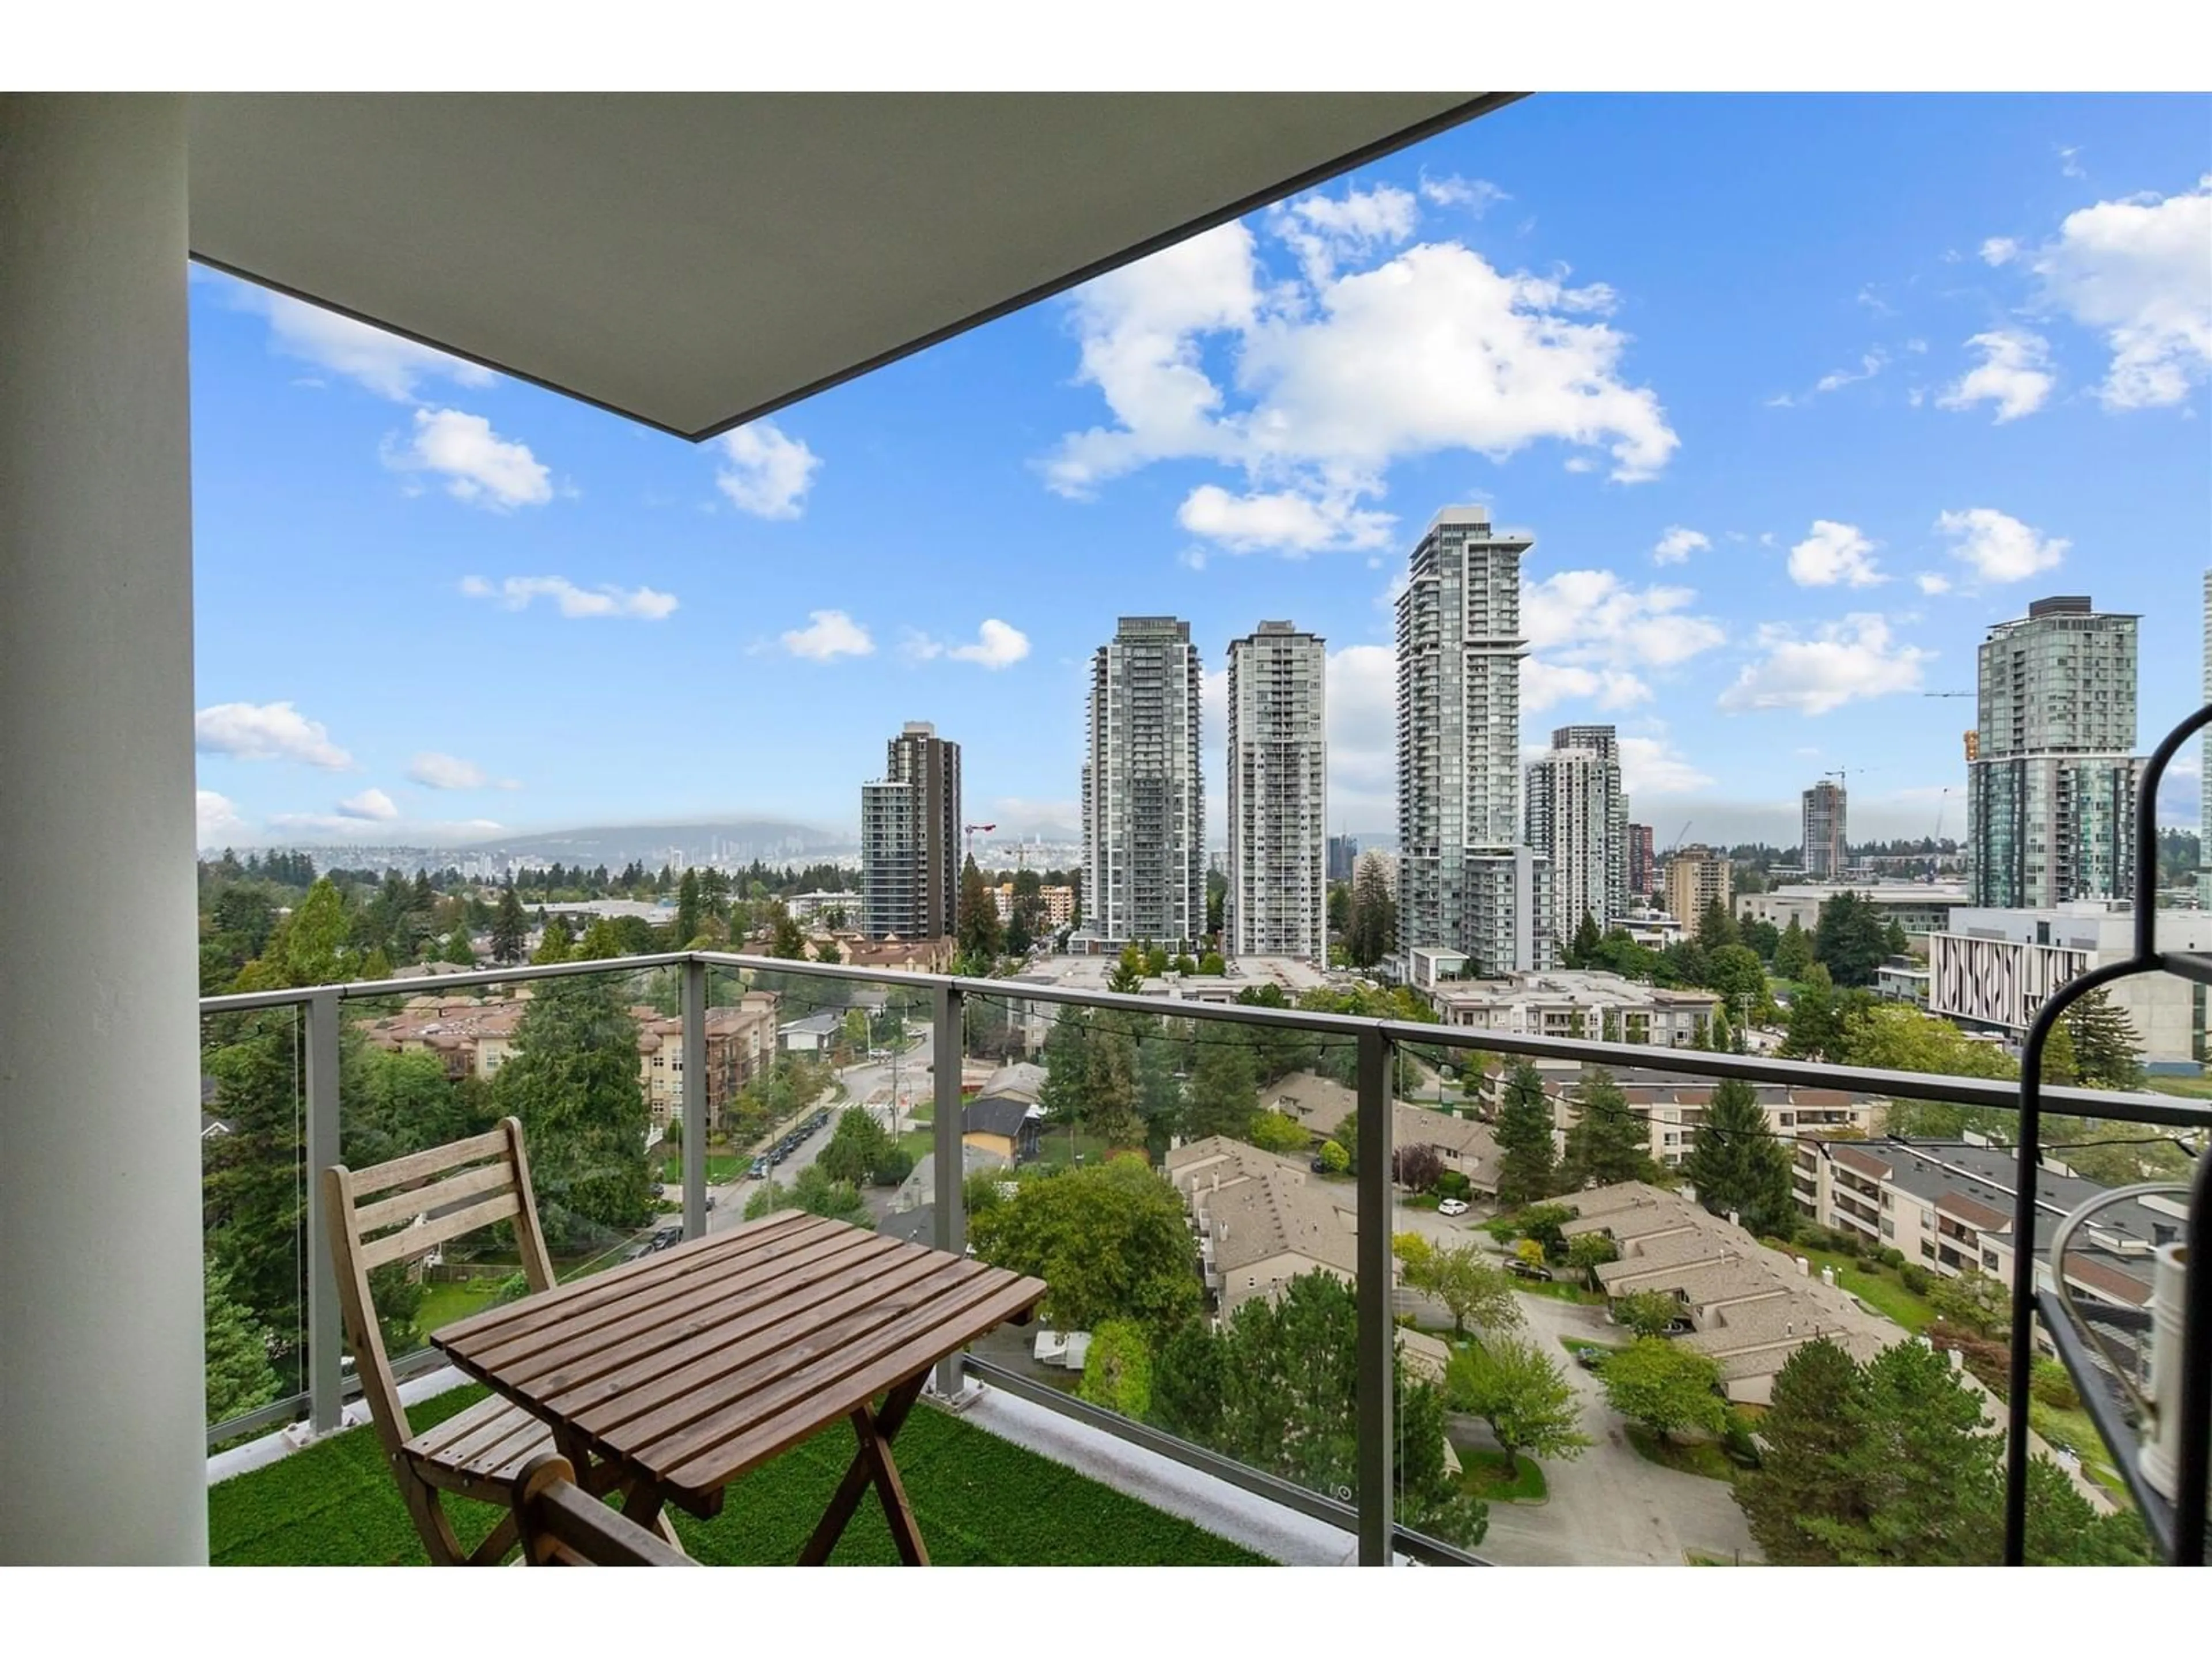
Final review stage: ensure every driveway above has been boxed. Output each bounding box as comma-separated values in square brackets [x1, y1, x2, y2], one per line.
[1398, 1281, 1760, 1566]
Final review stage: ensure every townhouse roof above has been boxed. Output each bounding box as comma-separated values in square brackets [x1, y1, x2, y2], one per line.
[963, 1096, 1040, 1141]
[980, 1062, 1050, 1105]
[779, 1010, 845, 1036]
[1168, 1136, 1357, 1278]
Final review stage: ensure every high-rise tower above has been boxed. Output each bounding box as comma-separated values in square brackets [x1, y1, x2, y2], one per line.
[860, 721, 960, 940]
[1226, 620, 1328, 960]
[1526, 724, 1627, 950]
[1395, 506, 1551, 975]
[1802, 779, 1848, 881]
[1082, 616, 1205, 946]
[1967, 595, 2141, 908]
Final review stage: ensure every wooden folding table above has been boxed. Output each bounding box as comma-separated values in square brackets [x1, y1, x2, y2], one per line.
[432, 1211, 1046, 1565]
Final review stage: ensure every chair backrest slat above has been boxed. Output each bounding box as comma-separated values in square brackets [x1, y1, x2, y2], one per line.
[358, 1189, 522, 1271]
[323, 1117, 558, 1469]
[351, 1127, 514, 1199]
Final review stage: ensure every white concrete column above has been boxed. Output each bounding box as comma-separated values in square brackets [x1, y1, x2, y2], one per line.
[0, 94, 206, 1564]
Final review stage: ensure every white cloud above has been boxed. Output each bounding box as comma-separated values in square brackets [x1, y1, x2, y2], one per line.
[1814, 351, 1887, 394]
[1916, 572, 1954, 595]
[2033, 175, 2211, 409]
[781, 609, 874, 662]
[1980, 237, 2021, 267]
[1176, 483, 1393, 554]
[253, 291, 495, 401]
[407, 752, 518, 791]
[385, 408, 552, 509]
[1418, 175, 1510, 215]
[336, 787, 399, 822]
[1619, 733, 1715, 796]
[195, 701, 354, 770]
[459, 575, 677, 620]
[196, 790, 250, 846]
[1326, 644, 1396, 809]
[1043, 199, 1678, 546]
[2058, 146, 2086, 180]
[1719, 614, 1931, 715]
[1937, 329, 2055, 422]
[715, 419, 821, 518]
[268, 810, 505, 844]
[1523, 661, 1652, 713]
[1787, 520, 1886, 588]
[1936, 507, 2069, 584]
[907, 618, 1032, 669]
[1524, 569, 1727, 676]
[988, 797, 1080, 835]
[1652, 525, 1710, 566]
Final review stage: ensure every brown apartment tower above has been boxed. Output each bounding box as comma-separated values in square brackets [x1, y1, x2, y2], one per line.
[861, 722, 961, 940]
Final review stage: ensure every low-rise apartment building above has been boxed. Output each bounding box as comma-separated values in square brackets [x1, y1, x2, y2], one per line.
[1738, 882, 1967, 939]
[1426, 968, 1718, 1050]
[1791, 1137, 2175, 1338]
[1573, 1068, 1884, 1171]
[1562, 1183, 1899, 1402]
[363, 989, 779, 1132]
[1164, 1137, 1358, 1320]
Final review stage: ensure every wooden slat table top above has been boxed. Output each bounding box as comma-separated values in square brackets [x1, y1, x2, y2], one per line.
[433, 1213, 1046, 1512]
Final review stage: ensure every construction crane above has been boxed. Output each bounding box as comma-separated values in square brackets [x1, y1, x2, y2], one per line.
[963, 822, 997, 864]
[1668, 819, 1693, 853]
[1922, 691, 1972, 698]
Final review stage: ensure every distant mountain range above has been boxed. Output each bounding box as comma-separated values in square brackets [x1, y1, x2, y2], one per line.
[456, 817, 854, 867]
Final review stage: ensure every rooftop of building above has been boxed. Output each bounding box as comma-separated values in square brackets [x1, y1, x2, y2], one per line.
[1429, 969, 1718, 1009]
[1164, 1137, 1357, 1278]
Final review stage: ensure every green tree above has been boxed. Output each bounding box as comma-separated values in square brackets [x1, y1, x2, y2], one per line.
[1082, 1014, 1143, 1146]
[1564, 1232, 1619, 1280]
[1346, 857, 1396, 969]
[1317, 1139, 1349, 1173]
[1184, 1029, 1258, 1142]
[1681, 1076, 1796, 1238]
[1703, 943, 1770, 1026]
[745, 1164, 873, 1228]
[1883, 918, 1910, 956]
[1135, 1026, 1185, 1157]
[1813, 891, 1888, 988]
[1245, 1109, 1311, 1156]
[1810, 1338, 2001, 1566]
[1562, 1067, 1657, 1187]
[818, 1107, 892, 1186]
[957, 855, 1003, 963]
[1599, 1336, 1725, 1441]
[1149, 1319, 1225, 1442]
[2065, 990, 2145, 1090]
[672, 868, 702, 948]
[1926, 1266, 2009, 1339]
[1612, 1288, 1687, 1338]
[1778, 964, 1853, 1062]
[1734, 1336, 1870, 1563]
[490, 973, 653, 1242]
[765, 902, 808, 960]
[1105, 946, 1145, 995]
[234, 876, 355, 990]
[1077, 1320, 1153, 1419]
[1493, 1062, 1558, 1206]
[1443, 1334, 1590, 1477]
[1772, 915, 1816, 980]
[1514, 1202, 1575, 1257]
[203, 1259, 283, 1427]
[1403, 1242, 1521, 1338]
[1038, 1012, 1092, 1126]
[440, 924, 476, 967]
[488, 885, 526, 960]
[1696, 895, 1738, 952]
[531, 914, 574, 964]
[1196, 950, 1227, 976]
[1565, 911, 1604, 968]
[967, 1157, 1202, 1333]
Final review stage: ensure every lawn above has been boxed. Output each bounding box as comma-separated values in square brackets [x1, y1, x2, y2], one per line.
[1782, 1245, 1937, 1334]
[2143, 1073, 2212, 1101]
[1510, 1278, 1606, 1306]
[2028, 1399, 2130, 1502]
[410, 1278, 504, 1337]
[1558, 1336, 1620, 1361]
[208, 1384, 1271, 1567]
[1623, 1424, 1739, 1484]
[1456, 1449, 1548, 1503]
[656, 1153, 745, 1184]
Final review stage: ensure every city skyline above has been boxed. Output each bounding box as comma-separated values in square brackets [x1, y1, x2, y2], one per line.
[186, 97, 2211, 853]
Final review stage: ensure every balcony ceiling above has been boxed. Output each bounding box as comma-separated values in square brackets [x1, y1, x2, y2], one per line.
[187, 93, 1511, 441]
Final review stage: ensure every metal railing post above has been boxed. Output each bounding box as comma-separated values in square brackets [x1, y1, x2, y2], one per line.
[303, 989, 344, 1437]
[933, 980, 967, 1397]
[682, 957, 708, 1240]
[1355, 1024, 1394, 1566]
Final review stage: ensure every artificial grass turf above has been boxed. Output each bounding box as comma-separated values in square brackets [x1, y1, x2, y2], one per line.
[209, 1385, 1270, 1566]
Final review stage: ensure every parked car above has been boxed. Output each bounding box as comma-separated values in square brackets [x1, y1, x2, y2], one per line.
[749, 1157, 770, 1178]
[649, 1225, 681, 1252]
[1657, 1317, 1694, 1336]
[1309, 1156, 1330, 1173]
[1437, 1198, 1469, 1217]
[1506, 1259, 1551, 1281]
[623, 1243, 652, 1263]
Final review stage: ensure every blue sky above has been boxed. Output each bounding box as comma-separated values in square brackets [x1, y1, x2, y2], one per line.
[189, 93, 2212, 853]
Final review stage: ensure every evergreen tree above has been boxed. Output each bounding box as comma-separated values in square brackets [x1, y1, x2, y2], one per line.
[1038, 1012, 1092, 1126]
[1105, 944, 1145, 995]
[1135, 1027, 1186, 1158]
[1083, 1015, 1142, 1146]
[1493, 1061, 1558, 1206]
[1184, 1029, 1257, 1142]
[531, 914, 574, 965]
[2065, 990, 2145, 1089]
[957, 855, 1004, 963]
[490, 974, 653, 1243]
[1681, 1076, 1795, 1237]
[1562, 1066, 1656, 1187]
[202, 1259, 283, 1426]
[1779, 964, 1850, 1061]
[1696, 895, 1738, 951]
[1734, 1336, 1869, 1563]
[1812, 890, 1888, 988]
[1883, 918, 1910, 956]
[1566, 911, 1604, 968]
[672, 868, 702, 948]
[1346, 857, 1397, 969]
[440, 924, 476, 967]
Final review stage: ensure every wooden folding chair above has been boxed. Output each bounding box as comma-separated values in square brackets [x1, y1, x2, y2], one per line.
[507, 1453, 696, 1566]
[323, 1118, 642, 1565]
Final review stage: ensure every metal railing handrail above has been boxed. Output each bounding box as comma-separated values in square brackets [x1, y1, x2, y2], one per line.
[200, 946, 2209, 1563]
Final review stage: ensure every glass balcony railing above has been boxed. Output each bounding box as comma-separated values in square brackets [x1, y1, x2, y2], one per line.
[199, 950, 2207, 1565]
